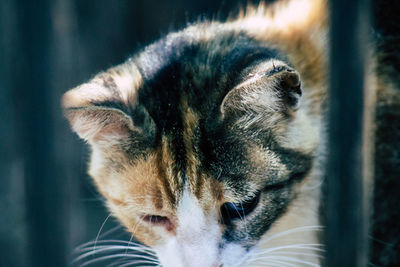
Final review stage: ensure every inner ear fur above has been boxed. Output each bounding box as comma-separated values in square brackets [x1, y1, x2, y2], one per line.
[221, 61, 302, 119]
[62, 62, 143, 146]
[64, 106, 137, 146]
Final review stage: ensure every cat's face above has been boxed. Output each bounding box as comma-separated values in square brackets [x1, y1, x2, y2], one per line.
[63, 8, 324, 266]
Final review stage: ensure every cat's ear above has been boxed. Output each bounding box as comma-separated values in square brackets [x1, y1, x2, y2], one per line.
[221, 61, 302, 121]
[62, 63, 144, 146]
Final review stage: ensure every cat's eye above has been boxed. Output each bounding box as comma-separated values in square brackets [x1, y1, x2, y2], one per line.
[141, 214, 174, 231]
[220, 193, 260, 225]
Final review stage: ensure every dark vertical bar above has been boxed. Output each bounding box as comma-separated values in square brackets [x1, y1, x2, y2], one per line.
[326, 0, 371, 266]
[0, 1, 28, 266]
[13, 1, 67, 266]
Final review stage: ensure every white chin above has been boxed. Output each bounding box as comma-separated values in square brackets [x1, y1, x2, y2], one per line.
[220, 243, 248, 267]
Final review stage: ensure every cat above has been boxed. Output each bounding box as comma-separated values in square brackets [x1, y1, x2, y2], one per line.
[62, 0, 398, 266]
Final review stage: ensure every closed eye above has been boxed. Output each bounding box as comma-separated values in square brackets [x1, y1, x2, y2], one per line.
[264, 171, 308, 191]
[142, 214, 169, 224]
[141, 214, 174, 231]
[220, 193, 260, 225]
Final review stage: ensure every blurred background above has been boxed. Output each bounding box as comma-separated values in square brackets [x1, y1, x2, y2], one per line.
[0, 0, 398, 266]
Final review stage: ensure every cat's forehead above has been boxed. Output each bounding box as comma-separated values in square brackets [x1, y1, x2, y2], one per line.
[133, 28, 285, 112]
[135, 27, 283, 81]
[130, 27, 285, 138]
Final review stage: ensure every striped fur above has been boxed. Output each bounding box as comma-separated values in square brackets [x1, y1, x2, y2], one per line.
[64, 0, 331, 266]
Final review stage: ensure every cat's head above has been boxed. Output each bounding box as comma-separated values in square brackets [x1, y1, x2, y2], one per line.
[63, 2, 325, 266]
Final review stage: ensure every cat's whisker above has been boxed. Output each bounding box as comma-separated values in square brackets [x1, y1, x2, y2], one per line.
[261, 225, 324, 245]
[125, 233, 136, 256]
[268, 259, 298, 267]
[267, 243, 324, 251]
[257, 255, 320, 267]
[74, 236, 158, 265]
[77, 245, 157, 255]
[76, 240, 156, 256]
[147, 215, 154, 235]
[247, 248, 323, 266]
[75, 234, 125, 253]
[267, 250, 324, 258]
[76, 250, 159, 266]
[75, 250, 158, 265]
[80, 254, 159, 267]
[106, 256, 129, 267]
[246, 225, 324, 264]
[266, 259, 298, 267]
[122, 217, 147, 256]
[106, 248, 158, 267]
[93, 214, 112, 253]
[251, 258, 297, 267]
[99, 225, 124, 239]
[77, 239, 154, 249]
[132, 218, 144, 233]
[118, 261, 160, 267]
[238, 201, 250, 239]
[248, 243, 324, 259]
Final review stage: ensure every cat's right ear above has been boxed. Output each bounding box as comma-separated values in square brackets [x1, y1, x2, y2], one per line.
[221, 60, 302, 121]
[62, 63, 144, 147]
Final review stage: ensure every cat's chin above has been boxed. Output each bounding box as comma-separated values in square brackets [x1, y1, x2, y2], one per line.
[153, 239, 248, 267]
[220, 243, 248, 267]
[153, 238, 222, 267]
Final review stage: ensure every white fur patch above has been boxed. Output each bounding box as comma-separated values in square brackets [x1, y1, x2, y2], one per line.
[154, 187, 221, 267]
[220, 243, 248, 267]
[154, 239, 185, 267]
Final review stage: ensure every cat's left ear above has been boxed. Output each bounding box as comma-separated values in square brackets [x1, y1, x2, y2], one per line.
[221, 61, 302, 121]
[62, 62, 146, 147]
